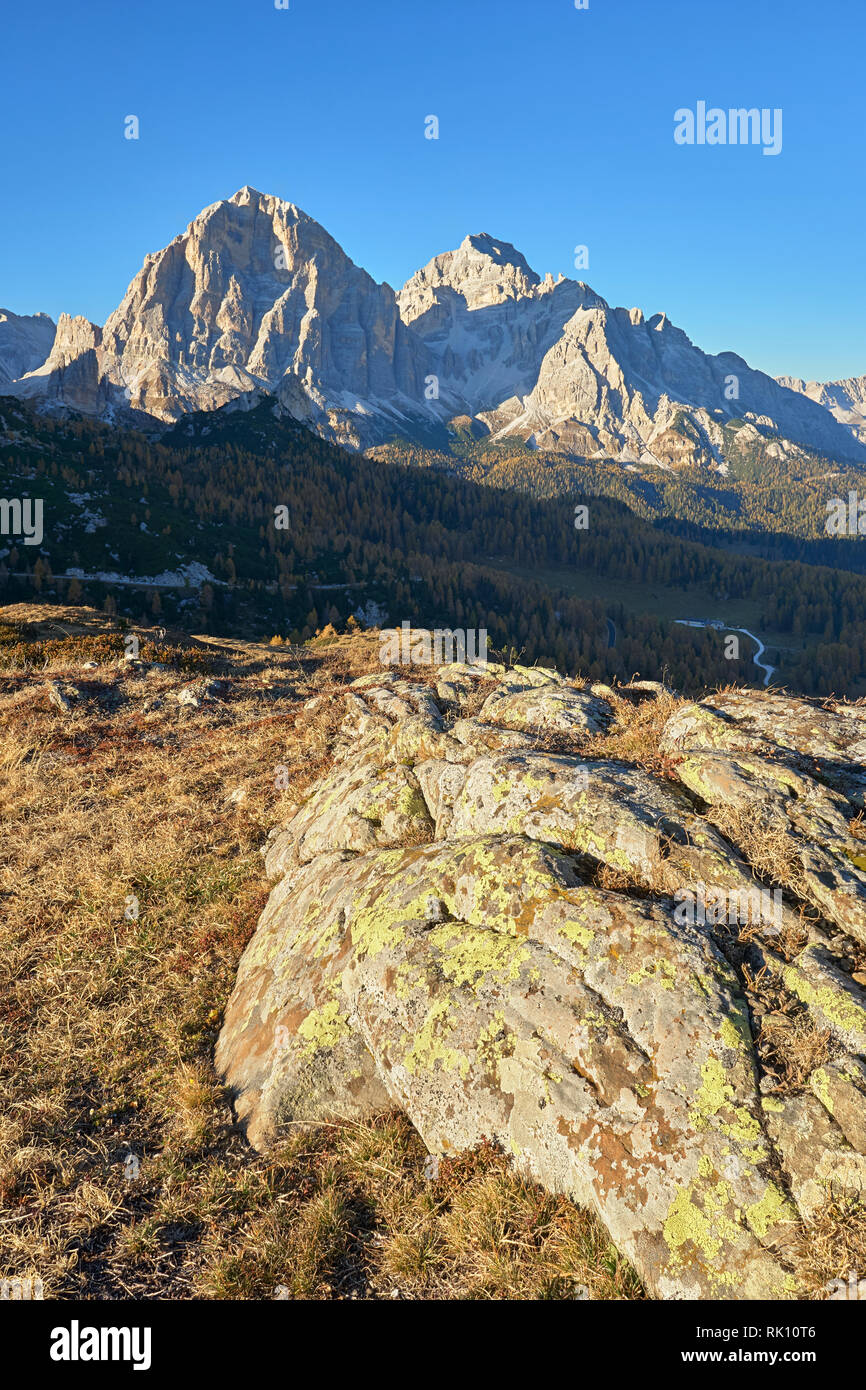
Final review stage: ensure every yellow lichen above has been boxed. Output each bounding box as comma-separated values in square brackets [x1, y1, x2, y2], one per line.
[433, 921, 529, 991]
[295, 1000, 350, 1056]
[629, 956, 676, 990]
[745, 1182, 798, 1241]
[663, 1178, 742, 1264]
[689, 1056, 734, 1130]
[720, 1010, 752, 1053]
[809, 1065, 839, 1117]
[404, 998, 469, 1078]
[783, 957, 866, 1038]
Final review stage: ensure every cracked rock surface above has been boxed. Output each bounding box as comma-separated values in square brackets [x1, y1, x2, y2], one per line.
[217, 668, 866, 1300]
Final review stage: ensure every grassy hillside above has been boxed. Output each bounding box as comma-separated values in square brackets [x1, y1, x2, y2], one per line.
[4, 395, 866, 696]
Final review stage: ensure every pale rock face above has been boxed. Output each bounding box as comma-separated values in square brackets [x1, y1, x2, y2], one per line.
[0, 309, 56, 387]
[401, 241, 864, 464]
[398, 233, 544, 320]
[399, 240, 609, 425]
[778, 373, 866, 445]
[14, 313, 108, 415]
[8, 188, 865, 468]
[13, 188, 437, 443]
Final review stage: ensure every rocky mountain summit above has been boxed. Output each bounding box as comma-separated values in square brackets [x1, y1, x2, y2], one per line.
[7, 188, 864, 467]
[217, 653, 866, 1300]
[12, 188, 432, 447]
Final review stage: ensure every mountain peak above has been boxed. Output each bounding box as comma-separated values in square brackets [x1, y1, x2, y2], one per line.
[399, 233, 543, 320]
[226, 185, 295, 213]
[6, 187, 865, 468]
[229, 185, 267, 204]
[459, 233, 540, 285]
[0, 307, 58, 387]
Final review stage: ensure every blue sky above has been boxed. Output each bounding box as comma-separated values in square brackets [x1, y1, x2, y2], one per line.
[1, 0, 861, 381]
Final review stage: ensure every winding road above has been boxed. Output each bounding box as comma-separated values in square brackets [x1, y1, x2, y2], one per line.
[674, 619, 775, 687]
[732, 627, 775, 686]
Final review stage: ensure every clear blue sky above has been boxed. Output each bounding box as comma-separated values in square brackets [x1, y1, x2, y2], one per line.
[2, 0, 862, 381]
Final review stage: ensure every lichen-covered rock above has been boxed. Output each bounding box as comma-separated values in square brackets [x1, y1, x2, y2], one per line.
[620, 679, 675, 700]
[477, 683, 612, 736]
[749, 942, 866, 1054]
[446, 751, 792, 918]
[219, 834, 796, 1299]
[762, 1093, 866, 1219]
[809, 1057, 866, 1153]
[437, 661, 554, 689]
[673, 750, 866, 945]
[264, 757, 433, 879]
[450, 718, 543, 754]
[219, 665, 866, 1301]
[214, 859, 392, 1148]
[662, 692, 866, 809]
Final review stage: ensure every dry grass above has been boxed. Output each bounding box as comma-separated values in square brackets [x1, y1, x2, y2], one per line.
[790, 1197, 866, 1299]
[450, 676, 500, 721]
[197, 1124, 642, 1301]
[707, 804, 805, 902]
[0, 604, 641, 1301]
[743, 965, 834, 1095]
[703, 802, 814, 959]
[583, 685, 685, 781]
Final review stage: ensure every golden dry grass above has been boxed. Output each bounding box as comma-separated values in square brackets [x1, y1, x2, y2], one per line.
[742, 964, 834, 1095]
[0, 604, 642, 1301]
[583, 684, 684, 781]
[790, 1197, 866, 1299]
[3, 604, 861, 1302]
[706, 803, 808, 911]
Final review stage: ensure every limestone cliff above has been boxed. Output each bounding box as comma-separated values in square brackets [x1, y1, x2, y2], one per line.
[7, 189, 864, 467]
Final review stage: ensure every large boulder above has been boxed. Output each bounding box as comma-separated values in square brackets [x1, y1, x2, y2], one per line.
[218, 668, 866, 1300]
[219, 834, 796, 1299]
[671, 749, 866, 946]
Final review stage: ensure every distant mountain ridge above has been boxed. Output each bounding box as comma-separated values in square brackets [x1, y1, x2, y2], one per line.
[777, 374, 866, 446]
[4, 187, 864, 470]
[0, 308, 56, 388]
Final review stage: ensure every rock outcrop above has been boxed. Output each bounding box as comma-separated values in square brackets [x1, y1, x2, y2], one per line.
[217, 664, 866, 1299]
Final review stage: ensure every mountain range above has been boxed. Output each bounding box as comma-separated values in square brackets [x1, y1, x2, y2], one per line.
[777, 373, 866, 446]
[2, 185, 864, 472]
